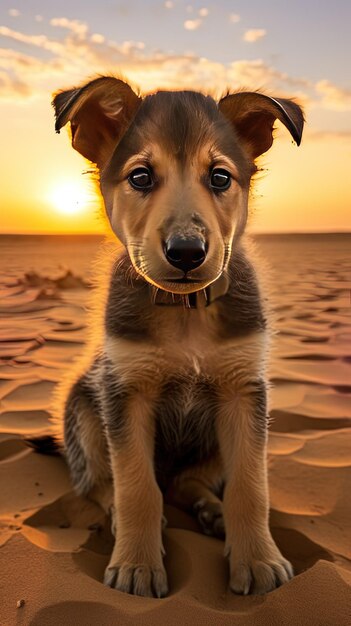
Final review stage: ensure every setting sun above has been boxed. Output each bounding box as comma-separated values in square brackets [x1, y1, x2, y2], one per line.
[48, 179, 94, 216]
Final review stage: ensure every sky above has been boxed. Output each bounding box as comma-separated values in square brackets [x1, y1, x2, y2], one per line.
[0, 0, 350, 234]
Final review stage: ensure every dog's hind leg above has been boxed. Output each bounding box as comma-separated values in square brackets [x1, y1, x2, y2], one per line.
[168, 454, 225, 538]
[64, 374, 111, 497]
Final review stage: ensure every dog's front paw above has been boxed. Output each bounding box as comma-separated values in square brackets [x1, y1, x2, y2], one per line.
[104, 561, 168, 598]
[227, 537, 293, 595]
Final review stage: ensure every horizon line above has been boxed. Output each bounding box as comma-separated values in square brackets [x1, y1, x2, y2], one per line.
[1, 230, 351, 237]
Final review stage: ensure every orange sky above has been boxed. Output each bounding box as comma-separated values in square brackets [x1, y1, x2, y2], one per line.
[1, 2, 350, 234]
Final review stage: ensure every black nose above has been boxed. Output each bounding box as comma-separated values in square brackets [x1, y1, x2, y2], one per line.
[164, 237, 207, 273]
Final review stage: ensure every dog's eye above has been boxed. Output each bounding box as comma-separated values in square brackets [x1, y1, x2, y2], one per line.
[128, 167, 153, 190]
[210, 168, 231, 191]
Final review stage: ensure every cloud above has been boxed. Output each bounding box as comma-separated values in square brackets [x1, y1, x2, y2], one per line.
[0, 69, 31, 97]
[243, 29, 267, 43]
[50, 17, 88, 40]
[315, 79, 351, 111]
[0, 25, 63, 54]
[116, 40, 145, 54]
[91, 33, 105, 44]
[0, 47, 46, 70]
[8, 9, 20, 18]
[227, 59, 310, 92]
[229, 13, 240, 23]
[0, 37, 306, 102]
[0, 14, 348, 120]
[0, 22, 144, 71]
[199, 8, 209, 17]
[184, 19, 202, 30]
[164, 1, 174, 8]
[0, 46, 68, 97]
[35, 15, 43, 23]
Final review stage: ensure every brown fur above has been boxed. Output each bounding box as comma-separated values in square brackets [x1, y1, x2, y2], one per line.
[50, 76, 304, 597]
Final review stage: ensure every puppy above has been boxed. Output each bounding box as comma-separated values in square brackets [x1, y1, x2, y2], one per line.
[51, 77, 304, 597]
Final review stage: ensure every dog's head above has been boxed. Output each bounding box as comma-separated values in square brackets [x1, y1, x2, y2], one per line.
[53, 77, 303, 294]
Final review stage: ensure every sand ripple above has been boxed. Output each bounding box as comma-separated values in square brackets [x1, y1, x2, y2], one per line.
[1, 234, 351, 624]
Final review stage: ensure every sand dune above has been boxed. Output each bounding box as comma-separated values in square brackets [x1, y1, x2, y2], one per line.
[0, 234, 351, 625]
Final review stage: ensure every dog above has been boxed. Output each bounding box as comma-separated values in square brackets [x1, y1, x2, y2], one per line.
[45, 77, 304, 598]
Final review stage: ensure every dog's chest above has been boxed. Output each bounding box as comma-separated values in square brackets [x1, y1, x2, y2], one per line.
[153, 306, 220, 370]
[106, 304, 265, 387]
[154, 372, 217, 481]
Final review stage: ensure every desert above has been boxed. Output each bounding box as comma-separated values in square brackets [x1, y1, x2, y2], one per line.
[1, 232, 351, 625]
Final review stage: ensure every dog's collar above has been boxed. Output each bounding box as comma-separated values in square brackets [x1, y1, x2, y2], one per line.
[150, 273, 229, 309]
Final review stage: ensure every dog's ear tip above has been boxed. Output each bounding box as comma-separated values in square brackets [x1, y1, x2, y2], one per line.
[269, 96, 304, 147]
[53, 106, 63, 133]
[52, 94, 64, 132]
[292, 118, 304, 146]
[290, 124, 303, 146]
[52, 87, 81, 135]
[292, 130, 303, 147]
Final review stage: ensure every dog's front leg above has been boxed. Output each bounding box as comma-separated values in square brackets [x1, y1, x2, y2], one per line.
[217, 380, 293, 594]
[102, 384, 167, 598]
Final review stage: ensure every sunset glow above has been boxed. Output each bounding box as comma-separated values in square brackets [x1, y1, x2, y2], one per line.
[0, 1, 350, 234]
[48, 180, 93, 217]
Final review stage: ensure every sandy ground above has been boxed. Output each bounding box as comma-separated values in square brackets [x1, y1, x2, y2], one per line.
[0, 234, 351, 625]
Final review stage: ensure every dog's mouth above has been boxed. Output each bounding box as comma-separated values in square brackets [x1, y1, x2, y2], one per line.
[165, 277, 199, 284]
[155, 280, 208, 294]
[152, 272, 224, 295]
[143, 272, 216, 294]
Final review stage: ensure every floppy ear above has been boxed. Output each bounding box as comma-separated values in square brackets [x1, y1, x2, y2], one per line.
[53, 76, 141, 168]
[218, 92, 304, 160]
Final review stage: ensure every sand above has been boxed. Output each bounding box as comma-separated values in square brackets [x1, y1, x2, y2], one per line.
[0, 233, 351, 625]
